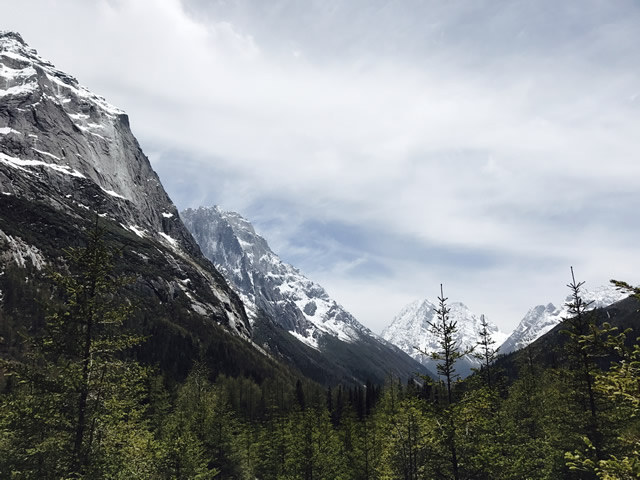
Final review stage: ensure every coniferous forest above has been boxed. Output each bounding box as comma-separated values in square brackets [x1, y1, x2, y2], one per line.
[0, 226, 638, 479]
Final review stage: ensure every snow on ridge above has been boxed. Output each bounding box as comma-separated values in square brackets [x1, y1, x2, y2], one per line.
[100, 187, 127, 200]
[183, 207, 370, 347]
[500, 284, 630, 354]
[382, 298, 507, 370]
[33, 149, 61, 160]
[159, 232, 180, 253]
[0, 151, 85, 178]
[0, 32, 124, 117]
[0, 82, 38, 98]
[128, 225, 146, 238]
[290, 329, 320, 350]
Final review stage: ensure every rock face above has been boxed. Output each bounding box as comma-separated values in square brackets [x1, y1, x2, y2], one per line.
[0, 31, 251, 357]
[181, 206, 431, 384]
[382, 298, 508, 378]
[1, 31, 185, 244]
[182, 206, 368, 347]
[500, 285, 629, 354]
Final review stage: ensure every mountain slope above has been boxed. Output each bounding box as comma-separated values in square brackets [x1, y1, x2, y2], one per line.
[500, 285, 629, 354]
[493, 294, 640, 382]
[181, 206, 432, 384]
[0, 31, 284, 381]
[382, 298, 508, 378]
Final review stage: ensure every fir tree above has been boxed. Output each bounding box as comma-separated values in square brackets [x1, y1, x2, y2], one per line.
[419, 284, 471, 480]
[561, 267, 606, 463]
[0, 220, 152, 478]
[474, 314, 499, 389]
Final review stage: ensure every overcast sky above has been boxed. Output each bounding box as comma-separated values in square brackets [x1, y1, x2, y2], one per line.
[3, 0, 639, 333]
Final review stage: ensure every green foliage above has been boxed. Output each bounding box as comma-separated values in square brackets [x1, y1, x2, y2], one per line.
[2, 221, 639, 480]
[565, 323, 640, 480]
[473, 314, 499, 389]
[423, 284, 472, 404]
[0, 221, 154, 478]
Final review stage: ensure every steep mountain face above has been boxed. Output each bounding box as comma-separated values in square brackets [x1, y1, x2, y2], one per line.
[381, 299, 508, 378]
[181, 206, 368, 347]
[0, 32, 259, 378]
[500, 285, 629, 354]
[181, 206, 431, 384]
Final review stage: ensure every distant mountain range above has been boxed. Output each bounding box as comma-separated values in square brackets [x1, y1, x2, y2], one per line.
[179, 203, 630, 382]
[379, 284, 629, 379]
[500, 285, 629, 354]
[381, 298, 508, 378]
[181, 206, 431, 384]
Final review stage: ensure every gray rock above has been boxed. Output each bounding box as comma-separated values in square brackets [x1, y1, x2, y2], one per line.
[0, 31, 250, 340]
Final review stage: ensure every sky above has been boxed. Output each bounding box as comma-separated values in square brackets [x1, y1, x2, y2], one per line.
[2, 0, 639, 334]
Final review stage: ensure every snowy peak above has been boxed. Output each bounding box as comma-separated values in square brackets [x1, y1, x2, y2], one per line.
[0, 30, 123, 115]
[500, 284, 630, 354]
[182, 207, 370, 349]
[0, 31, 191, 245]
[382, 298, 508, 377]
[0, 32, 250, 339]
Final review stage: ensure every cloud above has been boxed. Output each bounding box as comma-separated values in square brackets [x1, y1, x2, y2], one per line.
[3, 0, 639, 332]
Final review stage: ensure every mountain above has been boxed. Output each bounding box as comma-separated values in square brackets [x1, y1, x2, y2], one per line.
[493, 294, 640, 382]
[500, 285, 629, 354]
[0, 31, 288, 381]
[381, 298, 508, 378]
[181, 206, 432, 384]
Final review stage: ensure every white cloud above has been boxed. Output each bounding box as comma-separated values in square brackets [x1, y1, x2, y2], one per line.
[2, 0, 639, 332]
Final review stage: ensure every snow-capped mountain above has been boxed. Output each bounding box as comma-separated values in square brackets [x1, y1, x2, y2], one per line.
[0, 32, 250, 341]
[381, 298, 508, 378]
[500, 284, 629, 354]
[182, 206, 369, 348]
[181, 206, 430, 383]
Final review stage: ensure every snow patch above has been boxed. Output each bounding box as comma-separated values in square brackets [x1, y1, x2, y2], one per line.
[0, 151, 85, 178]
[290, 330, 320, 350]
[161, 212, 174, 218]
[0, 82, 37, 97]
[128, 225, 146, 238]
[0, 127, 20, 135]
[159, 232, 180, 251]
[33, 148, 61, 160]
[100, 187, 126, 200]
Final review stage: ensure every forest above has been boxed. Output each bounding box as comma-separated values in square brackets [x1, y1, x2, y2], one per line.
[0, 227, 638, 480]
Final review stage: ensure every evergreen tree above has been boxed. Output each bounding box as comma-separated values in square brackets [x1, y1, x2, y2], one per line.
[565, 279, 640, 479]
[473, 314, 499, 389]
[0, 220, 153, 478]
[419, 284, 469, 480]
[561, 267, 608, 465]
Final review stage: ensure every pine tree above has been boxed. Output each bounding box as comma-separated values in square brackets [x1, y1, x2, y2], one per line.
[565, 279, 640, 479]
[0, 220, 152, 478]
[474, 314, 499, 389]
[561, 267, 607, 463]
[419, 284, 470, 480]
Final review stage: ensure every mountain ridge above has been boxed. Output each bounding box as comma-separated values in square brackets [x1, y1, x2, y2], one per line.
[181, 205, 432, 384]
[382, 297, 508, 378]
[500, 284, 629, 354]
[0, 31, 268, 379]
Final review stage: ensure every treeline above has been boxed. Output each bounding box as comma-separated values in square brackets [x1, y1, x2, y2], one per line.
[0, 228, 638, 479]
